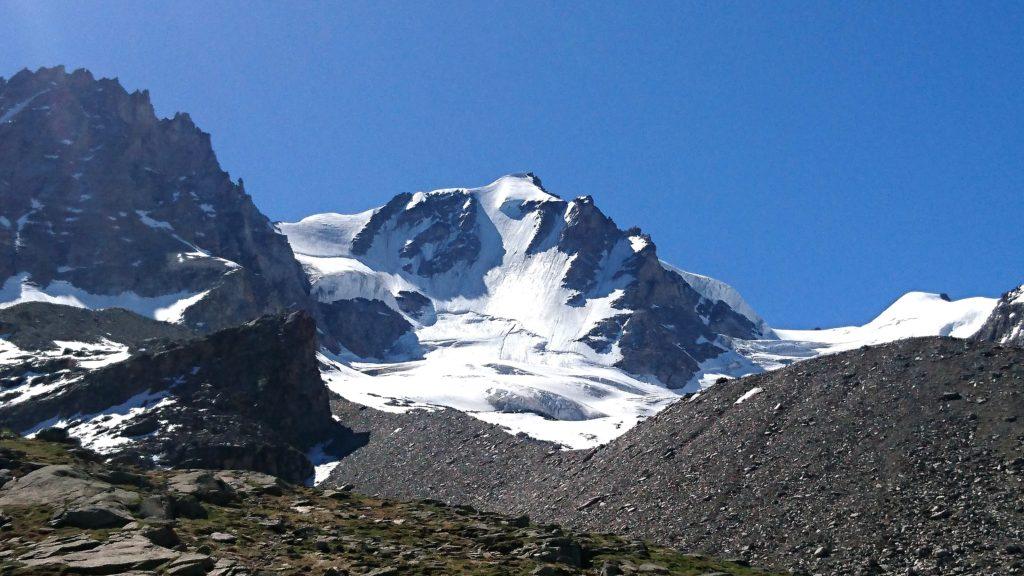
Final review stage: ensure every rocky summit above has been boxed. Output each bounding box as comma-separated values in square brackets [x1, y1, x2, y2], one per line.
[0, 66, 312, 333]
[0, 433, 775, 575]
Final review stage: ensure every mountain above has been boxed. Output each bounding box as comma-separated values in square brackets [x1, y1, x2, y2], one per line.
[974, 284, 1024, 346]
[0, 66, 312, 332]
[325, 336, 1024, 575]
[280, 173, 770, 447]
[734, 291, 997, 369]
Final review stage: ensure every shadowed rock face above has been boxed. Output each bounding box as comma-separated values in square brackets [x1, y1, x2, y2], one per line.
[975, 284, 1024, 347]
[0, 311, 353, 483]
[319, 298, 418, 360]
[0, 301, 193, 350]
[0, 66, 312, 332]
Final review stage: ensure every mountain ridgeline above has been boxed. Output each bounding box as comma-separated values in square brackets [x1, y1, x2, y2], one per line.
[0, 66, 312, 333]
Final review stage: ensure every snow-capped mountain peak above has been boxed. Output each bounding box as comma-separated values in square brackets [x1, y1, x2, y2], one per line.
[734, 290, 998, 370]
[280, 174, 769, 447]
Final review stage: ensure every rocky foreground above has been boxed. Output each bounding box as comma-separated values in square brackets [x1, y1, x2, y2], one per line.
[0, 432, 776, 576]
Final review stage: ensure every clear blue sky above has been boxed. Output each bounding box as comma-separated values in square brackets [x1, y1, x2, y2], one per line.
[2, 1, 1021, 328]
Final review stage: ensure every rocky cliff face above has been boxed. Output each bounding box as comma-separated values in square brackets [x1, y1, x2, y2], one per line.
[0, 310, 348, 483]
[0, 66, 311, 332]
[974, 284, 1024, 347]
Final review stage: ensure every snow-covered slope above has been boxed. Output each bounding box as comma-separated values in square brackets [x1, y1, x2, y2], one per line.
[735, 292, 998, 369]
[281, 174, 767, 447]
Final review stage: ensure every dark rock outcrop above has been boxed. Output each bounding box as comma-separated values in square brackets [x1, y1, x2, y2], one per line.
[319, 298, 419, 360]
[0, 301, 193, 351]
[0, 311, 351, 483]
[0, 66, 312, 333]
[975, 284, 1024, 347]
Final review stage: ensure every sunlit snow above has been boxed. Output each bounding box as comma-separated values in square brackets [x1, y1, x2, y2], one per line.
[0, 272, 209, 323]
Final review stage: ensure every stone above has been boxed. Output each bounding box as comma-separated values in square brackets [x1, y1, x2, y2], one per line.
[165, 553, 216, 576]
[138, 494, 174, 519]
[140, 523, 181, 548]
[210, 531, 237, 544]
[49, 504, 134, 529]
[0, 464, 140, 510]
[531, 566, 572, 576]
[21, 533, 179, 573]
[17, 535, 101, 560]
[169, 471, 238, 505]
[172, 494, 208, 519]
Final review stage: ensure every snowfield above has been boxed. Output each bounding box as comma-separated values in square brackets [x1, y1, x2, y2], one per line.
[735, 291, 998, 370]
[0, 272, 211, 323]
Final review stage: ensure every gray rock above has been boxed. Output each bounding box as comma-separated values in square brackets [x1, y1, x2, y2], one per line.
[210, 531, 237, 544]
[0, 464, 139, 510]
[50, 504, 134, 529]
[139, 523, 181, 548]
[168, 471, 237, 505]
[171, 493, 208, 519]
[17, 534, 101, 560]
[165, 553, 216, 576]
[138, 494, 174, 519]
[20, 533, 179, 573]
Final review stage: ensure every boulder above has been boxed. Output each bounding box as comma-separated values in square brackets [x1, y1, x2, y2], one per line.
[168, 471, 237, 505]
[0, 464, 140, 510]
[21, 533, 180, 573]
[50, 504, 134, 529]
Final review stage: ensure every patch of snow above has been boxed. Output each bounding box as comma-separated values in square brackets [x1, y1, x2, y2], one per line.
[153, 290, 209, 323]
[306, 442, 341, 486]
[135, 210, 174, 231]
[0, 90, 49, 124]
[23, 390, 173, 454]
[1011, 285, 1024, 306]
[0, 272, 210, 323]
[734, 387, 763, 404]
[773, 292, 997, 355]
